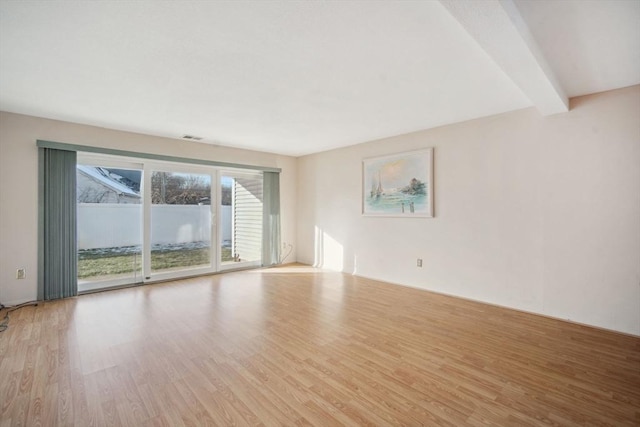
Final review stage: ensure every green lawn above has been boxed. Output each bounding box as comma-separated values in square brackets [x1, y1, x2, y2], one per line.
[78, 247, 233, 279]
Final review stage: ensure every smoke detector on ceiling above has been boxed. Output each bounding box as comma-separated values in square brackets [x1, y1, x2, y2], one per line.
[181, 134, 203, 141]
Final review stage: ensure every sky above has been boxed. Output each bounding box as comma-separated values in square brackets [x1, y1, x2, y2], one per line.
[365, 152, 428, 189]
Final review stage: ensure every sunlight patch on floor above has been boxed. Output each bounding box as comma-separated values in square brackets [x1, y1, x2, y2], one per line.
[248, 264, 333, 274]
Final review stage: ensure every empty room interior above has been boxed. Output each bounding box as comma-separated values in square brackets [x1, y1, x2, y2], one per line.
[0, 1, 639, 426]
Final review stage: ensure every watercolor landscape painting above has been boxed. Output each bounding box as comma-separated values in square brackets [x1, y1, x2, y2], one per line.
[362, 148, 433, 217]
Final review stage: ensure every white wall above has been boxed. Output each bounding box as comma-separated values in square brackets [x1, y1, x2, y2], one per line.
[0, 112, 297, 305]
[297, 86, 640, 335]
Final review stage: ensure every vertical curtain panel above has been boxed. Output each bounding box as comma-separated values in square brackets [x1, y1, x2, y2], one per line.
[38, 147, 78, 300]
[262, 171, 281, 266]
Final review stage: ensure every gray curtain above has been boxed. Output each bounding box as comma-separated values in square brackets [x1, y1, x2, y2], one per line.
[262, 171, 281, 266]
[38, 147, 77, 300]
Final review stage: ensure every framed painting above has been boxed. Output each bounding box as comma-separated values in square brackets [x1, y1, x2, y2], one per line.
[362, 148, 433, 217]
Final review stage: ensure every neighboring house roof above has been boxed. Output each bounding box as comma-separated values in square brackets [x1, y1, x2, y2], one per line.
[77, 165, 140, 198]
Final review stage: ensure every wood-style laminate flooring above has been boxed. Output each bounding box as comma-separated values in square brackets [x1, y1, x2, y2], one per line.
[1, 265, 639, 426]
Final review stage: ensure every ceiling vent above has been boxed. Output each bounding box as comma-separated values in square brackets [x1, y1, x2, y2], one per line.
[181, 134, 203, 141]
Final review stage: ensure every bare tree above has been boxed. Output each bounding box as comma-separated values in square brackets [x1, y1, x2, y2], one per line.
[77, 187, 113, 203]
[151, 172, 211, 205]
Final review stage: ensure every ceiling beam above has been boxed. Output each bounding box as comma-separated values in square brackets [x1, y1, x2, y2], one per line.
[439, 0, 568, 115]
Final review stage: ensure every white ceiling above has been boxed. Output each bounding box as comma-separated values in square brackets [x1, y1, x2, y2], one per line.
[0, 0, 638, 157]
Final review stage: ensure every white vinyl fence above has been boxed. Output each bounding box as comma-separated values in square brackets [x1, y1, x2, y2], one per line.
[78, 204, 232, 249]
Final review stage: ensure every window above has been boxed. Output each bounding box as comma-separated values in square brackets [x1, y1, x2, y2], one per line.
[221, 173, 263, 269]
[76, 159, 143, 292]
[150, 170, 213, 276]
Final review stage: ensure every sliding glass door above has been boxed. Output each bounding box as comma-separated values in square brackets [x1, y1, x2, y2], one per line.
[220, 172, 263, 270]
[76, 157, 143, 292]
[148, 169, 215, 279]
[76, 153, 268, 292]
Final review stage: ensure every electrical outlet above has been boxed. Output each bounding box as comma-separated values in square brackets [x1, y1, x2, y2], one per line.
[417, 258, 422, 268]
[16, 268, 26, 279]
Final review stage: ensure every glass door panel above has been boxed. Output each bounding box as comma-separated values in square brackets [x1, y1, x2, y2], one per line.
[77, 163, 143, 292]
[220, 173, 263, 269]
[150, 171, 213, 275]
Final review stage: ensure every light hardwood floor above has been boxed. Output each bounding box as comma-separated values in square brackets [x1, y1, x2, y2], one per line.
[1, 265, 638, 426]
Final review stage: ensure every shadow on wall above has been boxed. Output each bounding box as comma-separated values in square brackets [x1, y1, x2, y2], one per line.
[314, 226, 344, 271]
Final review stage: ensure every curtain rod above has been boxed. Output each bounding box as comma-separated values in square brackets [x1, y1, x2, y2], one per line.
[36, 140, 282, 173]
